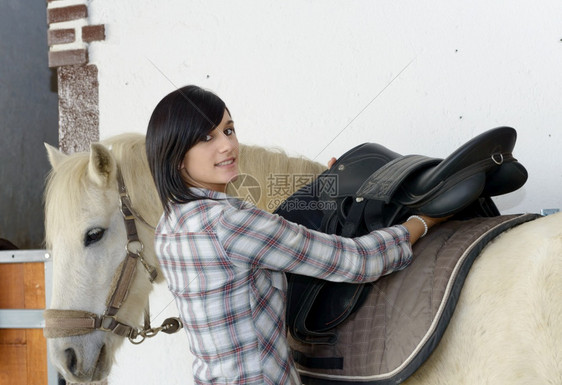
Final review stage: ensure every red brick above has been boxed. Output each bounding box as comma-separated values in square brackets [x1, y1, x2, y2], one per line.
[48, 49, 88, 68]
[48, 28, 76, 45]
[82, 25, 106, 43]
[47, 5, 87, 24]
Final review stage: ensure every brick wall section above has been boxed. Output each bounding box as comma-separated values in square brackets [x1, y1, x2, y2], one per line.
[47, 28, 75, 45]
[47, 4, 87, 24]
[82, 25, 105, 43]
[48, 49, 88, 67]
[46, 1, 105, 157]
[46, 3, 106, 67]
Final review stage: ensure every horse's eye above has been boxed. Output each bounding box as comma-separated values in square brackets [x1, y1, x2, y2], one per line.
[84, 228, 105, 247]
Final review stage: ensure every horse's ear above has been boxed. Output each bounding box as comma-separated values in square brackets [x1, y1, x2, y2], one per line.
[44, 143, 68, 170]
[88, 143, 117, 188]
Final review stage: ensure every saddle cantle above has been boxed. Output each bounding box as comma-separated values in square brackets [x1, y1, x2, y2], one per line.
[275, 126, 528, 346]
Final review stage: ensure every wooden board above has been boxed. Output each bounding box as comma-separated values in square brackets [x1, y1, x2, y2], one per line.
[0, 262, 47, 384]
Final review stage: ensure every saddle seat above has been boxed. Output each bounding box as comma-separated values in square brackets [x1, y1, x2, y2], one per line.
[276, 127, 528, 346]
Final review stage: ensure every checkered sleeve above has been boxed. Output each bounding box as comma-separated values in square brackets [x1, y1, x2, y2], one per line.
[216, 204, 413, 282]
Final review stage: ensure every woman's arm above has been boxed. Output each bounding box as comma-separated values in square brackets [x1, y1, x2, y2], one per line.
[217, 204, 414, 283]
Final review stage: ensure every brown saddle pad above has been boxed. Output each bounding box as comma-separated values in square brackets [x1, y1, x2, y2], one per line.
[290, 213, 540, 384]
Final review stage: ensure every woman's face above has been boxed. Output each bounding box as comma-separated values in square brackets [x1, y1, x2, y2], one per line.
[180, 109, 239, 192]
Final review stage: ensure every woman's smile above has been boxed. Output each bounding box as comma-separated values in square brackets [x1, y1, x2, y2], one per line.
[215, 158, 236, 167]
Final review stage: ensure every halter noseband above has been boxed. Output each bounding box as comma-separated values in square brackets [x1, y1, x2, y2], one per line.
[43, 168, 182, 344]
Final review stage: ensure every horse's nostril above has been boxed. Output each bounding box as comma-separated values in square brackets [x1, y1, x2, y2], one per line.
[64, 348, 78, 375]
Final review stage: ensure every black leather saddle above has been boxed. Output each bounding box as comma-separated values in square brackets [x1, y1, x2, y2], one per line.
[275, 126, 528, 344]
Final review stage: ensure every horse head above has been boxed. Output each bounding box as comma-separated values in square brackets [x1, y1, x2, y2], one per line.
[44, 135, 164, 382]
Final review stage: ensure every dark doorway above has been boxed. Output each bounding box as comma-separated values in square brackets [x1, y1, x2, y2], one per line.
[0, 1, 59, 248]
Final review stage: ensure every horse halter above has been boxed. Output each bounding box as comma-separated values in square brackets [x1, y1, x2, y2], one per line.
[44, 168, 183, 344]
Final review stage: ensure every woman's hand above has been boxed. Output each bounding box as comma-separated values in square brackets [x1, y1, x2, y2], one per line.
[327, 157, 337, 168]
[403, 214, 451, 245]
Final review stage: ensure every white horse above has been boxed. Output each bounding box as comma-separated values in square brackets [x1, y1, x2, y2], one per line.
[44, 133, 562, 384]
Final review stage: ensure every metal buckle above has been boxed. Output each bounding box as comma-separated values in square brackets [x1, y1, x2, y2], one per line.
[119, 193, 135, 219]
[99, 315, 117, 332]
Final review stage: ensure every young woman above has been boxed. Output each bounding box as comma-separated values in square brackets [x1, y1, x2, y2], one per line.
[146, 85, 445, 385]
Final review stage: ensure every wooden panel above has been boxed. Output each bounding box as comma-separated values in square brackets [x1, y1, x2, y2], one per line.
[0, 329, 26, 345]
[24, 262, 46, 308]
[0, 263, 26, 344]
[0, 263, 24, 308]
[27, 329, 48, 385]
[25, 263, 48, 384]
[0, 262, 47, 384]
[0, 342, 27, 385]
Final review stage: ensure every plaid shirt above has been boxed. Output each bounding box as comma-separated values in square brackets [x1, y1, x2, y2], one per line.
[155, 188, 412, 385]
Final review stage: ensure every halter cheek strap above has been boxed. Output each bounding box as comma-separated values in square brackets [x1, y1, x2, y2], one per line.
[43, 168, 182, 344]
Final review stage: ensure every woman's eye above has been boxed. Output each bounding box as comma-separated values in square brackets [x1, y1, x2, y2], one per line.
[224, 128, 235, 136]
[84, 227, 105, 247]
[203, 134, 213, 142]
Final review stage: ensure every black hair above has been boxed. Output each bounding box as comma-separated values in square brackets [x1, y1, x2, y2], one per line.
[146, 85, 228, 213]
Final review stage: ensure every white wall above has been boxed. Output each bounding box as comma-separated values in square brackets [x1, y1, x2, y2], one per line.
[89, 0, 562, 214]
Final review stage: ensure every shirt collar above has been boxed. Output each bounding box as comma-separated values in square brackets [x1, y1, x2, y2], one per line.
[189, 187, 229, 200]
[189, 187, 256, 210]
